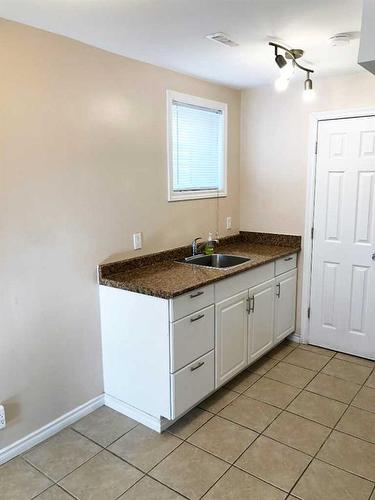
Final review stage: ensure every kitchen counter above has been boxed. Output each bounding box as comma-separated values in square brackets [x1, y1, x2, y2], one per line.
[98, 232, 301, 299]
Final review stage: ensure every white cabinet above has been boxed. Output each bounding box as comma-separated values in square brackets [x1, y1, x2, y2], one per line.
[170, 305, 214, 372]
[274, 269, 297, 342]
[171, 350, 215, 419]
[275, 254, 297, 276]
[248, 279, 276, 363]
[215, 291, 248, 387]
[100, 252, 298, 432]
[170, 284, 214, 321]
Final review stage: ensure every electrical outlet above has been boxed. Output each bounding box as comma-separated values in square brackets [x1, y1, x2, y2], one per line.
[0, 405, 6, 429]
[133, 232, 142, 250]
[226, 217, 232, 230]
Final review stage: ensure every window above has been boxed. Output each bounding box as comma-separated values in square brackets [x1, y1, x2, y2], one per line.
[167, 90, 227, 201]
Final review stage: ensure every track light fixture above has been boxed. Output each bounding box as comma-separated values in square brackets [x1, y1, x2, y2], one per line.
[303, 71, 315, 102]
[275, 53, 287, 69]
[269, 42, 315, 101]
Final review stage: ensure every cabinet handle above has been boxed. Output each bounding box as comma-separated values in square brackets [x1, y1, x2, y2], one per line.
[246, 296, 255, 313]
[372, 253, 375, 262]
[190, 361, 205, 371]
[284, 257, 293, 261]
[191, 313, 205, 322]
[250, 296, 255, 312]
[190, 291, 204, 298]
[276, 283, 281, 298]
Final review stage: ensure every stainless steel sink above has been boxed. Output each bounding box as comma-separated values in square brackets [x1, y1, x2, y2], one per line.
[178, 254, 250, 268]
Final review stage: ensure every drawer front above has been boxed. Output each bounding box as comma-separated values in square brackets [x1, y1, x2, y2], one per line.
[170, 305, 214, 373]
[215, 262, 274, 302]
[275, 253, 297, 276]
[170, 285, 214, 321]
[171, 350, 214, 419]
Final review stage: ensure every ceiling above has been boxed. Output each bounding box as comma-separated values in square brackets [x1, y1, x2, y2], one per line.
[0, 0, 364, 88]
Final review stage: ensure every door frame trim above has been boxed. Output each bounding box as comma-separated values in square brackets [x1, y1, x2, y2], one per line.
[301, 107, 375, 344]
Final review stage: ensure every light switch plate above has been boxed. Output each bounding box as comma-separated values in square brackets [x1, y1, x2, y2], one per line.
[226, 217, 232, 230]
[133, 232, 142, 250]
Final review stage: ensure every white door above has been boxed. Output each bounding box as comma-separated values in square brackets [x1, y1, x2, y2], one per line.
[274, 269, 297, 343]
[215, 291, 248, 388]
[310, 116, 375, 359]
[248, 279, 275, 363]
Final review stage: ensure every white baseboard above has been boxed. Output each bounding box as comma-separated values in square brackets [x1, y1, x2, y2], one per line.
[0, 395, 104, 465]
[288, 332, 302, 343]
[288, 334, 301, 343]
[104, 394, 170, 433]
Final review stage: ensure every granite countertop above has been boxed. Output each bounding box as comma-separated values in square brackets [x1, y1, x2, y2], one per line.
[98, 232, 301, 299]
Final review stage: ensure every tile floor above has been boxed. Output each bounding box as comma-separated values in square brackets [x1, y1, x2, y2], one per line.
[1, 340, 375, 499]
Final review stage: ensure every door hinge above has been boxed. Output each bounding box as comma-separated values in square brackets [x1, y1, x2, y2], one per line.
[307, 307, 311, 319]
[311, 226, 314, 239]
[315, 141, 318, 155]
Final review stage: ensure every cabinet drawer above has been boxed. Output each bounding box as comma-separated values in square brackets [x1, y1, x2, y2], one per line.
[275, 253, 297, 276]
[170, 285, 214, 321]
[171, 350, 214, 419]
[170, 305, 214, 373]
[215, 262, 274, 302]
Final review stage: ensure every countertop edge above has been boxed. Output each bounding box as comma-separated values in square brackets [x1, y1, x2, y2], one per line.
[98, 246, 300, 299]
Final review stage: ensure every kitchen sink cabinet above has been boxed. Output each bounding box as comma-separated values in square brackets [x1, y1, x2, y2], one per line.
[215, 291, 249, 387]
[99, 253, 298, 431]
[248, 278, 276, 364]
[274, 269, 297, 343]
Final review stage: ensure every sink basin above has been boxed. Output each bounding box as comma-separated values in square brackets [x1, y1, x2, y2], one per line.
[178, 254, 250, 269]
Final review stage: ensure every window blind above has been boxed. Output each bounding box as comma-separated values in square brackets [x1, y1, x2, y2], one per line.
[171, 100, 224, 192]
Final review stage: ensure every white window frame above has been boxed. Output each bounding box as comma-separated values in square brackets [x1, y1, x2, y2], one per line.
[167, 90, 228, 202]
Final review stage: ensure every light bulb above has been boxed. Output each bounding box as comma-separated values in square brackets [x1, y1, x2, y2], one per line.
[279, 60, 295, 80]
[274, 77, 289, 92]
[303, 88, 316, 102]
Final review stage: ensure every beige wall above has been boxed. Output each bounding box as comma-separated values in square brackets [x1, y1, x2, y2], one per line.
[0, 19, 240, 450]
[240, 71, 375, 333]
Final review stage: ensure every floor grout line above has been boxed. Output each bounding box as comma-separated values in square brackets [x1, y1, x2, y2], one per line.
[29, 483, 61, 500]
[26, 444, 104, 484]
[152, 346, 375, 496]
[240, 367, 320, 493]
[6, 340, 375, 500]
[273, 355, 366, 495]
[144, 474, 191, 499]
[297, 364, 375, 489]
[120, 346, 375, 498]
[214, 346, 375, 496]
[348, 401, 375, 416]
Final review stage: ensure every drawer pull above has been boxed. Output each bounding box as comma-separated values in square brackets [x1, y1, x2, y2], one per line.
[284, 257, 293, 261]
[190, 313, 205, 322]
[190, 361, 205, 372]
[190, 291, 204, 298]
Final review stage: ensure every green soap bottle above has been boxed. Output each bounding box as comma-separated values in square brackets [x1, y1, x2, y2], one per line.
[204, 232, 215, 255]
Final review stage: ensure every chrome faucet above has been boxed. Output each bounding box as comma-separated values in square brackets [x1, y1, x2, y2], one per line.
[191, 237, 203, 256]
[191, 236, 220, 256]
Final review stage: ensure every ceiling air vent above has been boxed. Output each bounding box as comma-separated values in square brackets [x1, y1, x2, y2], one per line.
[206, 32, 239, 47]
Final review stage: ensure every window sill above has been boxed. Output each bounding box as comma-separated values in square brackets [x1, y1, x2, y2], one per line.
[168, 190, 227, 202]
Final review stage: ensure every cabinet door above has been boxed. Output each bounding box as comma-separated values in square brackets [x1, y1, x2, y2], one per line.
[248, 279, 276, 364]
[274, 269, 297, 343]
[215, 290, 248, 388]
